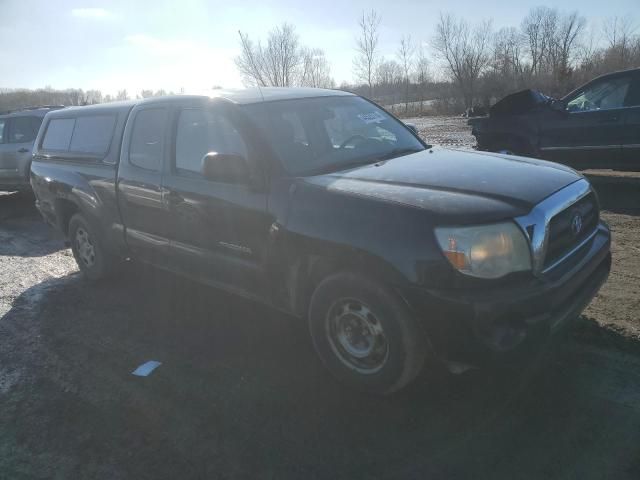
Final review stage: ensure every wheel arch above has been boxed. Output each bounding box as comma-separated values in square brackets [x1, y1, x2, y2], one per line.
[55, 197, 81, 236]
[282, 246, 408, 319]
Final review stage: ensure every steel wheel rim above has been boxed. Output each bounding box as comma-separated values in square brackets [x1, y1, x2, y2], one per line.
[325, 298, 389, 374]
[75, 227, 96, 267]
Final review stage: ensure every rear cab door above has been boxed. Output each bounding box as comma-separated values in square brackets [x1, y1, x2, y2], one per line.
[539, 72, 632, 168]
[117, 104, 172, 266]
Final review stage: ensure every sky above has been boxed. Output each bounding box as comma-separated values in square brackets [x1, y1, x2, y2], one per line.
[0, 0, 637, 95]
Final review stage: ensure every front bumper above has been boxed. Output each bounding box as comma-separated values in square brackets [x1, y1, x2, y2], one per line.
[401, 222, 611, 367]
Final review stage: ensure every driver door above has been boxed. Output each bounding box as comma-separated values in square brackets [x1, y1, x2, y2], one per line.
[163, 104, 272, 298]
[539, 74, 632, 169]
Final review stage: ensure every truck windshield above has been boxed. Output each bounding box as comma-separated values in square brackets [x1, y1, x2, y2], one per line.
[242, 96, 425, 176]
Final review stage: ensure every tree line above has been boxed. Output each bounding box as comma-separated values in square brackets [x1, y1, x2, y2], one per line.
[0, 87, 180, 114]
[2, 6, 639, 116]
[237, 6, 640, 114]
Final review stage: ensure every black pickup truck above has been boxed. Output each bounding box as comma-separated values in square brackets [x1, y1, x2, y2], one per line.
[30, 88, 611, 394]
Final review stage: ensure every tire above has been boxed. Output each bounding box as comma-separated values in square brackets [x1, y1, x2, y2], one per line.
[68, 213, 116, 281]
[308, 272, 427, 395]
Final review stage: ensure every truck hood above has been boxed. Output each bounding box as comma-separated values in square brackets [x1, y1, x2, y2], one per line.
[302, 147, 581, 223]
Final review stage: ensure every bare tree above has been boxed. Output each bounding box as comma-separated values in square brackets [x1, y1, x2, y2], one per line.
[492, 27, 524, 78]
[603, 16, 637, 68]
[299, 48, 334, 88]
[65, 89, 88, 106]
[236, 24, 334, 88]
[85, 90, 103, 104]
[432, 13, 492, 108]
[397, 35, 414, 112]
[478, 26, 525, 105]
[0, 88, 106, 111]
[603, 16, 636, 50]
[236, 31, 267, 87]
[577, 22, 601, 71]
[521, 7, 558, 76]
[353, 9, 381, 98]
[413, 46, 430, 112]
[376, 59, 402, 87]
[116, 89, 128, 101]
[263, 24, 301, 87]
[552, 12, 586, 84]
[235, 24, 302, 87]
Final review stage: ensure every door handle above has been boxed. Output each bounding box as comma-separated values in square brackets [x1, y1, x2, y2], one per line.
[17, 148, 29, 153]
[164, 190, 184, 205]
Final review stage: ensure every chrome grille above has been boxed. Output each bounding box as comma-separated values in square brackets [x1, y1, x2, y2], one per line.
[544, 192, 599, 269]
[515, 179, 597, 277]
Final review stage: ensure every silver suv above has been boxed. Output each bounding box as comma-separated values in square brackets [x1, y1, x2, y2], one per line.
[0, 106, 63, 191]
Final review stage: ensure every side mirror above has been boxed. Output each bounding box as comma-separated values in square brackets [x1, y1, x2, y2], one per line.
[405, 123, 418, 135]
[201, 152, 250, 184]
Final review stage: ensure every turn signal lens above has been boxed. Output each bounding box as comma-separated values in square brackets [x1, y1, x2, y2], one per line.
[444, 250, 468, 270]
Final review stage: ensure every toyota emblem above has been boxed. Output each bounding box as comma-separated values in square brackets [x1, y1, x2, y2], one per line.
[571, 213, 583, 236]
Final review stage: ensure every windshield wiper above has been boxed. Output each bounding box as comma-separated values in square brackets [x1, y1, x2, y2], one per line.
[310, 158, 380, 175]
[376, 147, 424, 161]
[306, 147, 425, 176]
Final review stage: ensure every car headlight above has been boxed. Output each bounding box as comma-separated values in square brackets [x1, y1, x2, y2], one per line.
[434, 222, 532, 279]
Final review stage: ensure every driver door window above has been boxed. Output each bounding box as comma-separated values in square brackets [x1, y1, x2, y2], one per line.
[175, 108, 248, 181]
[567, 77, 631, 112]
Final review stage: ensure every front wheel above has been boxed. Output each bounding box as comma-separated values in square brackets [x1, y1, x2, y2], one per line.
[308, 272, 427, 395]
[68, 213, 117, 281]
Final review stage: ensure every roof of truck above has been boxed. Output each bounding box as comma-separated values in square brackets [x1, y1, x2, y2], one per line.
[42, 88, 355, 120]
[136, 87, 354, 106]
[44, 100, 138, 119]
[197, 87, 354, 105]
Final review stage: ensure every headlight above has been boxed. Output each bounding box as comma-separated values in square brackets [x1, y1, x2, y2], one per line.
[434, 222, 532, 279]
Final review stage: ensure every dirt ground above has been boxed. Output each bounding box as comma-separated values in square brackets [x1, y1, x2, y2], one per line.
[1, 131, 640, 478]
[405, 115, 476, 149]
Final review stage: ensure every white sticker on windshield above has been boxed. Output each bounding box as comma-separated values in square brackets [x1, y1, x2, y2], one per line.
[357, 111, 386, 124]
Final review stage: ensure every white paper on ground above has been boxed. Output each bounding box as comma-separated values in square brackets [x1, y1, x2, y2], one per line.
[132, 360, 162, 377]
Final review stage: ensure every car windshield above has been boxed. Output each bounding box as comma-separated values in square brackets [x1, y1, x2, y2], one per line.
[242, 96, 425, 176]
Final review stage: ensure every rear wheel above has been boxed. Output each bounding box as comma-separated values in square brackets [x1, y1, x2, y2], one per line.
[308, 272, 427, 395]
[68, 213, 117, 281]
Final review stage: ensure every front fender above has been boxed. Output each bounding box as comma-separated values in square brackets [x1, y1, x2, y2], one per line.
[266, 179, 453, 314]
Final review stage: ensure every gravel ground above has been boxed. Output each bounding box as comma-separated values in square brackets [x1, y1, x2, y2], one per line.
[0, 140, 639, 478]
